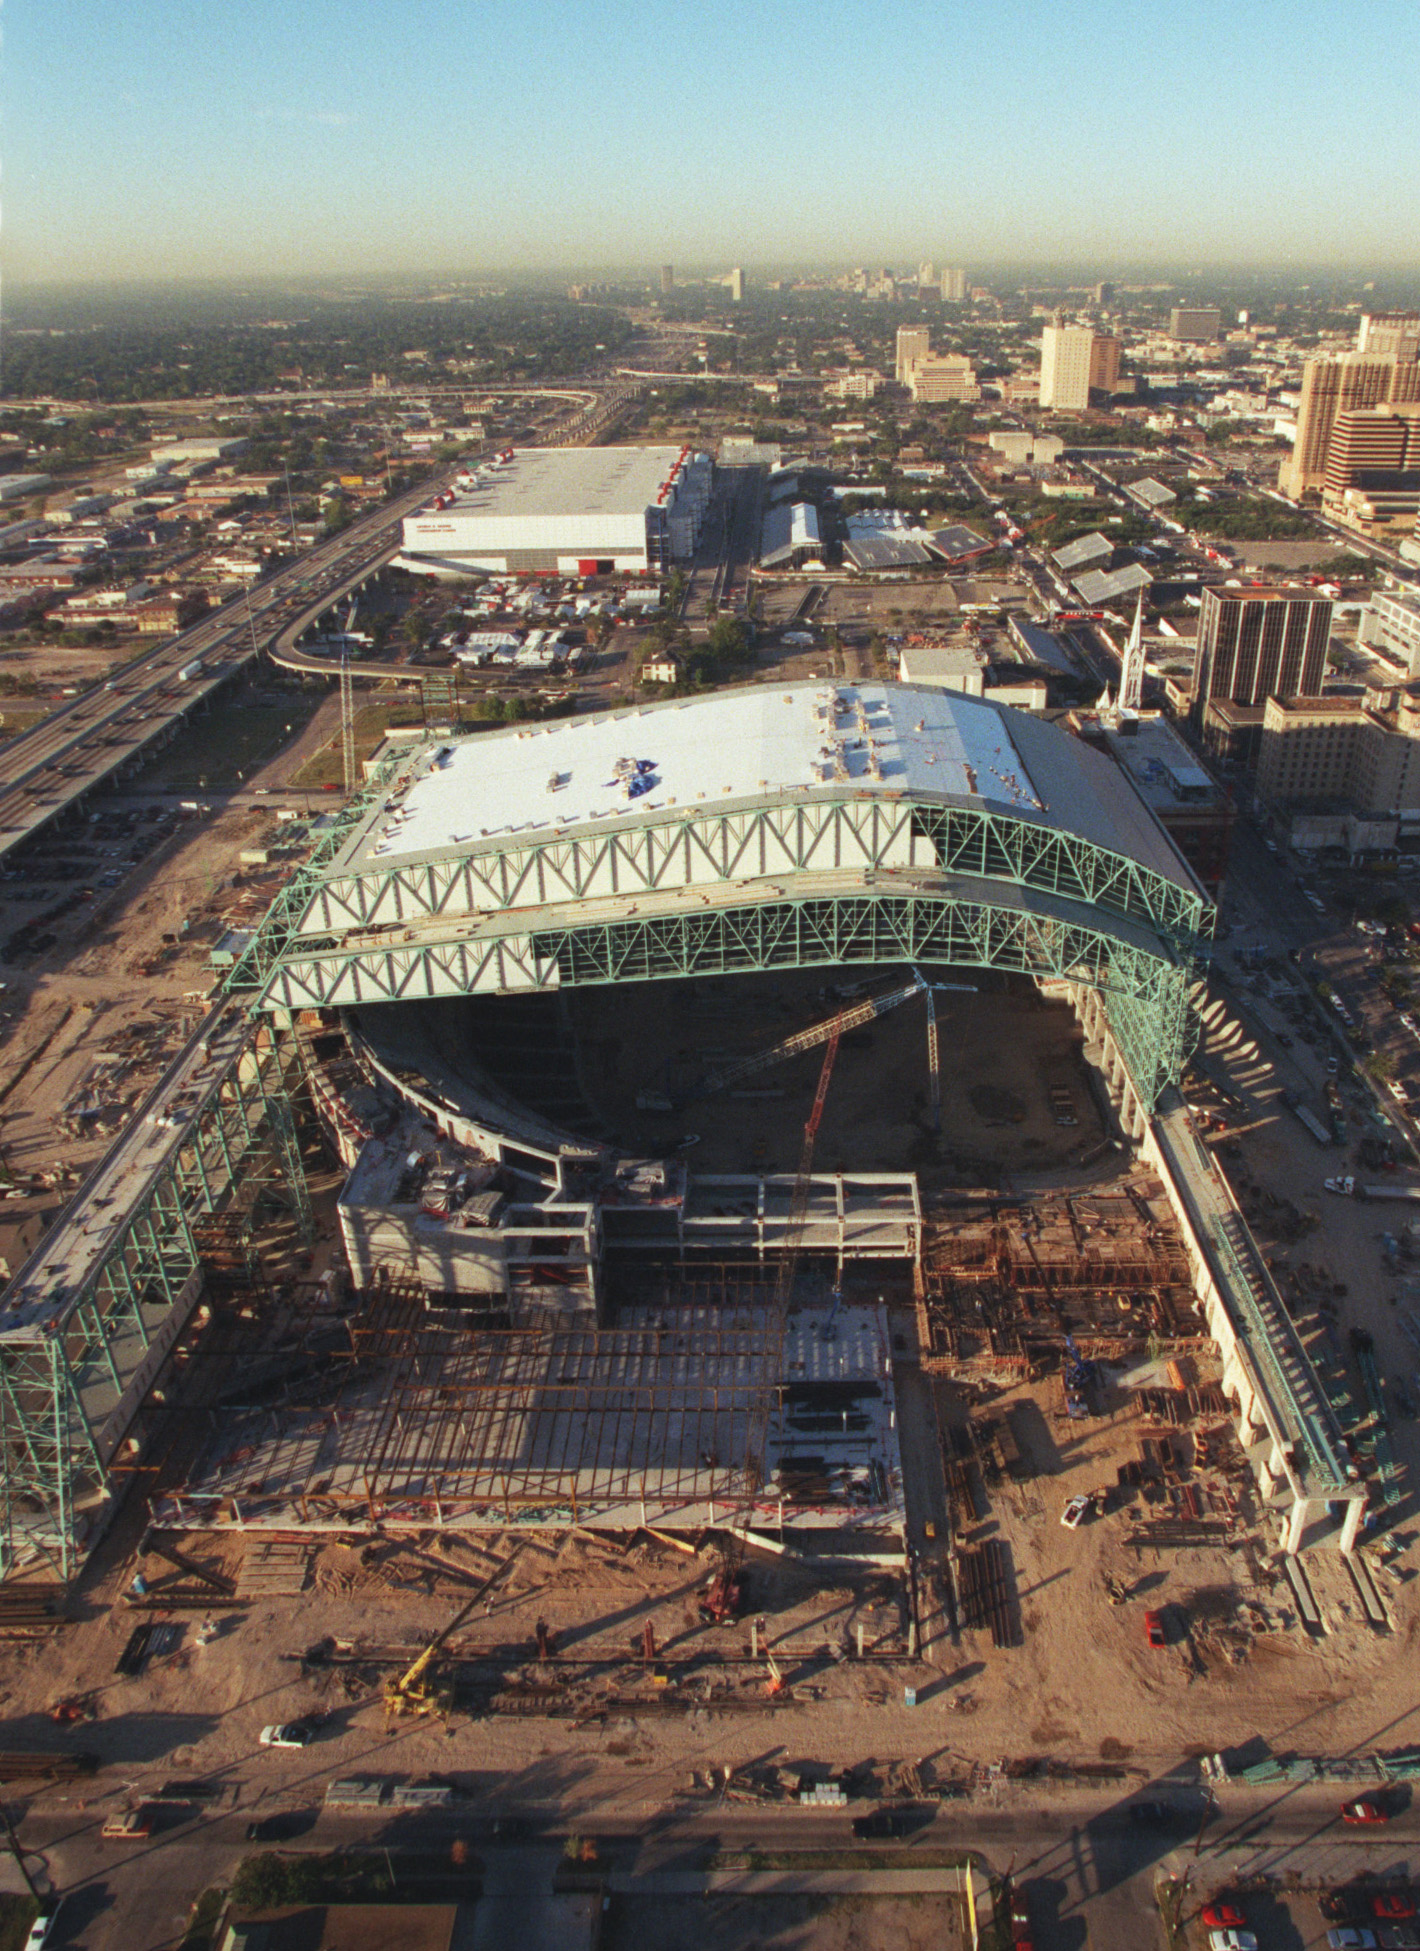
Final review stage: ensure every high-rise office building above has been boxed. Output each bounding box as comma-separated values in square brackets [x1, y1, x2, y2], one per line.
[1190, 586, 1333, 721]
[940, 267, 966, 303]
[1357, 312, 1420, 359]
[1093, 281, 1115, 306]
[1038, 321, 1095, 410]
[1089, 334, 1122, 396]
[659, 264, 674, 295]
[1281, 348, 1420, 497]
[917, 260, 935, 288]
[909, 355, 979, 403]
[728, 267, 745, 303]
[895, 325, 931, 385]
[1323, 404, 1420, 498]
[1169, 306, 1222, 342]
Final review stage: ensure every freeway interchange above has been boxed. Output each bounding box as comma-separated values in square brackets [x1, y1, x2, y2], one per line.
[0, 470, 447, 866]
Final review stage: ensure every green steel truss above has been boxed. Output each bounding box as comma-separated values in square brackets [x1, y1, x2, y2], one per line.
[225, 762, 402, 995]
[290, 794, 1208, 948]
[260, 890, 1195, 1114]
[0, 1028, 315, 1581]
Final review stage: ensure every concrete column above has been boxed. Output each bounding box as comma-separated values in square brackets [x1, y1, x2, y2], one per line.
[1284, 1496, 1312, 1556]
[1340, 1497, 1366, 1555]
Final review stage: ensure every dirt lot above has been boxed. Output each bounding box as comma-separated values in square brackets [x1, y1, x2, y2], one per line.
[571, 971, 1112, 1185]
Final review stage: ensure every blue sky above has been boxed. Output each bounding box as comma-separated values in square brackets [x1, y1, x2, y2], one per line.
[7, 0, 1420, 284]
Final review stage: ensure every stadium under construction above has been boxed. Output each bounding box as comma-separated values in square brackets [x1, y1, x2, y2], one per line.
[0, 682, 1370, 1582]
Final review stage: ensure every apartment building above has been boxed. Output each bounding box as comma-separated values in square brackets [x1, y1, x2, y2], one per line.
[1089, 334, 1122, 395]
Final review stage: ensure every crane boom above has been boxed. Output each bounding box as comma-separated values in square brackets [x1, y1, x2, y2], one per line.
[695, 979, 924, 1100]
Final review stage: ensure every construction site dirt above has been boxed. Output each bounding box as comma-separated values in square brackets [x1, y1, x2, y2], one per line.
[6, 694, 1420, 1951]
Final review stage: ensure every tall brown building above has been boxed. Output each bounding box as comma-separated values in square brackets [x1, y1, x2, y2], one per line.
[1190, 586, 1333, 727]
[1089, 334, 1121, 395]
[1281, 320, 1420, 498]
[1323, 403, 1420, 495]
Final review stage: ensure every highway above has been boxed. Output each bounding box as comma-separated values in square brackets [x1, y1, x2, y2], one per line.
[0, 471, 447, 864]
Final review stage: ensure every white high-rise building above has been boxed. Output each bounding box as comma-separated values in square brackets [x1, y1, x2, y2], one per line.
[1038, 321, 1095, 410]
[941, 267, 966, 303]
[728, 267, 745, 303]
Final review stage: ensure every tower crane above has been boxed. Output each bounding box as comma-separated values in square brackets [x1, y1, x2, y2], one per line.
[700, 1018, 844, 1626]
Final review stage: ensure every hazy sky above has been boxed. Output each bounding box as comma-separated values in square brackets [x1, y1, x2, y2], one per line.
[8, 0, 1420, 286]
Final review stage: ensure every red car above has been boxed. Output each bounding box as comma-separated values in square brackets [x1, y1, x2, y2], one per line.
[1374, 1893, 1418, 1919]
[1341, 1797, 1391, 1824]
[1144, 1609, 1167, 1648]
[1202, 1903, 1247, 1929]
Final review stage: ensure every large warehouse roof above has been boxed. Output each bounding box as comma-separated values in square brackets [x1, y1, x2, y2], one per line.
[437, 447, 689, 521]
[350, 682, 1195, 892]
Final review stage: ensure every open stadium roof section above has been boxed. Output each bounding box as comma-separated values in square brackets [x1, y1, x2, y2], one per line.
[1072, 562, 1154, 605]
[1052, 530, 1114, 573]
[340, 682, 1194, 894]
[759, 500, 822, 567]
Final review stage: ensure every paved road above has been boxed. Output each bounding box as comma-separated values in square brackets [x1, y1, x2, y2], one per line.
[9, 1781, 1420, 1951]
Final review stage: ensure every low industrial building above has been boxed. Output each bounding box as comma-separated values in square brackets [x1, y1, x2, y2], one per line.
[759, 500, 824, 569]
[1072, 562, 1152, 606]
[399, 447, 713, 576]
[1051, 531, 1113, 577]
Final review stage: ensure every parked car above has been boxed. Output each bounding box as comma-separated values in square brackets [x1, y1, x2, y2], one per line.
[1202, 1902, 1247, 1928]
[1374, 1895, 1418, 1919]
[1144, 1609, 1167, 1648]
[1327, 1929, 1378, 1950]
[1060, 1494, 1092, 1530]
[1342, 1797, 1392, 1825]
[1209, 1931, 1258, 1951]
[22, 1901, 60, 1950]
[260, 1722, 313, 1749]
[101, 1808, 152, 1840]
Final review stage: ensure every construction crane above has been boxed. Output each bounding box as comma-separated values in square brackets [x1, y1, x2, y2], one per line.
[702, 1020, 845, 1626]
[693, 977, 930, 1103]
[384, 1547, 522, 1721]
[909, 968, 977, 1134]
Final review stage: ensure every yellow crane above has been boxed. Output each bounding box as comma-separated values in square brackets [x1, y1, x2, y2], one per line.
[384, 1546, 523, 1722]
